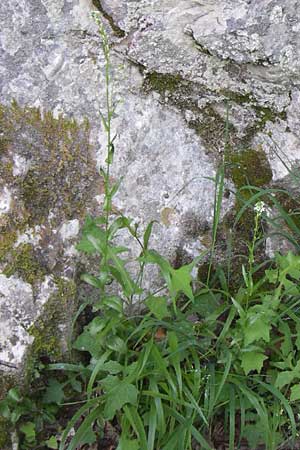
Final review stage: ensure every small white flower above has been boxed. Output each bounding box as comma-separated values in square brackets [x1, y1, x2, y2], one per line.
[254, 201, 266, 215]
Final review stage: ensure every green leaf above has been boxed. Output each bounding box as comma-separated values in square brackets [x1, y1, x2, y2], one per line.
[103, 378, 138, 420]
[7, 388, 22, 403]
[89, 316, 107, 336]
[20, 422, 36, 444]
[296, 323, 300, 351]
[59, 399, 100, 450]
[170, 264, 194, 301]
[278, 321, 293, 357]
[102, 361, 123, 374]
[73, 329, 102, 358]
[146, 296, 170, 320]
[243, 422, 264, 449]
[290, 384, 300, 402]
[265, 268, 278, 284]
[102, 295, 123, 314]
[76, 217, 106, 254]
[66, 406, 101, 450]
[87, 351, 111, 399]
[80, 273, 103, 288]
[117, 437, 140, 450]
[106, 335, 127, 354]
[143, 221, 157, 251]
[243, 316, 270, 346]
[109, 179, 123, 202]
[141, 250, 172, 285]
[241, 352, 268, 375]
[275, 370, 296, 390]
[45, 436, 58, 449]
[168, 331, 182, 394]
[123, 405, 148, 450]
[108, 215, 130, 239]
[43, 379, 64, 404]
[0, 401, 10, 419]
[149, 378, 165, 434]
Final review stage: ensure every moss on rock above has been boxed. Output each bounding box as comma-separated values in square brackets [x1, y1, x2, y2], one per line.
[4, 244, 46, 285]
[25, 277, 77, 380]
[144, 73, 184, 96]
[226, 147, 272, 189]
[0, 230, 17, 261]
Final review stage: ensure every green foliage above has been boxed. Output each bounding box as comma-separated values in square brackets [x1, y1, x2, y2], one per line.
[0, 385, 62, 449]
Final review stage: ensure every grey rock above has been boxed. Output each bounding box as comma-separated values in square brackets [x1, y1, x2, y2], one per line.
[0, 275, 54, 371]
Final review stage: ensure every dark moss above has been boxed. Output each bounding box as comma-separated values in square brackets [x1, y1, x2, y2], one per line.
[220, 90, 253, 105]
[143, 72, 207, 113]
[213, 147, 272, 272]
[172, 247, 193, 270]
[144, 73, 184, 96]
[181, 211, 210, 239]
[189, 105, 236, 153]
[226, 147, 272, 189]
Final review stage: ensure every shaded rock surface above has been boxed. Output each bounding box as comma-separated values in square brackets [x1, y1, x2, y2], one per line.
[0, 0, 300, 397]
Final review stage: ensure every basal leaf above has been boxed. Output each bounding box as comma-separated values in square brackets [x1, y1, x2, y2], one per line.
[241, 352, 268, 375]
[116, 437, 139, 450]
[103, 379, 138, 420]
[73, 329, 102, 358]
[170, 264, 194, 301]
[244, 317, 270, 346]
[101, 361, 123, 374]
[146, 296, 170, 320]
[296, 323, 300, 351]
[43, 379, 64, 405]
[20, 422, 36, 444]
[141, 250, 172, 285]
[275, 370, 296, 390]
[45, 436, 58, 449]
[290, 384, 300, 402]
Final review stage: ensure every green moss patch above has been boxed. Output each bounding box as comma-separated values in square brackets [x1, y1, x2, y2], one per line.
[226, 147, 272, 189]
[144, 73, 184, 96]
[26, 277, 77, 379]
[3, 244, 46, 285]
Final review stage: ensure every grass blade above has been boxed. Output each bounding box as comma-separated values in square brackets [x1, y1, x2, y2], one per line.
[229, 385, 235, 450]
[123, 405, 148, 450]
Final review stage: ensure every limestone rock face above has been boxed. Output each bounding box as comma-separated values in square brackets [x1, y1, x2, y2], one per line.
[0, 0, 300, 384]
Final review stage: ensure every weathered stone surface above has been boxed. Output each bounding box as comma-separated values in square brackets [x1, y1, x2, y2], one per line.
[1, 0, 300, 390]
[0, 275, 53, 370]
